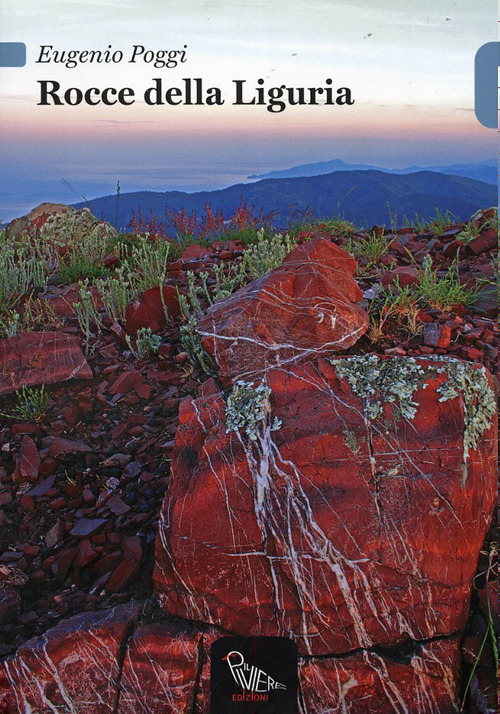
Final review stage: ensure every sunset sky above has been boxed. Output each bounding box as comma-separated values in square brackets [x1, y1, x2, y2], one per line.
[0, 0, 496, 220]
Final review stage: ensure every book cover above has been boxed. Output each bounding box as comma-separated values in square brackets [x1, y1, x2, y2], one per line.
[0, 1, 497, 712]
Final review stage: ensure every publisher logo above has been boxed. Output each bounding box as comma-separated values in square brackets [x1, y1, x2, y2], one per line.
[211, 637, 298, 713]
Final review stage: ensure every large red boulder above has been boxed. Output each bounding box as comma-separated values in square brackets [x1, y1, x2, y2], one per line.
[196, 237, 368, 383]
[154, 356, 497, 657]
[0, 331, 92, 395]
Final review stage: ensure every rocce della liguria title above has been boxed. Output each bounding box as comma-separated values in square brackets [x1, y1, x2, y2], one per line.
[35, 44, 354, 113]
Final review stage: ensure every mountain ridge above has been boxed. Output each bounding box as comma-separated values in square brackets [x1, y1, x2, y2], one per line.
[248, 158, 497, 185]
[73, 169, 496, 232]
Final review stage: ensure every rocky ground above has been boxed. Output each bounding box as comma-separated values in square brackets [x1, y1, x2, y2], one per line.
[0, 203, 497, 713]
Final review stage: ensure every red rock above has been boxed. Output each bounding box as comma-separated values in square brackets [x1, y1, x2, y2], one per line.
[472, 288, 497, 319]
[0, 604, 139, 713]
[38, 456, 59, 477]
[52, 546, 78, 582]
[41, 288, 81, 319]
[108, 370, 143, 395]
[460, 346, 484, 361]
[125, 285, 180, 334]
[76, 539, 100, 568]
[154, 356, 497, 656]
[45, 519, 64, 548]
[380, 266, 419, 287]
[464, 327, 484, 342]
[417, 310, 434, 324]
[466, 228, 497, 255]
[106, 559, 140, 592]
[197, 237, 368, 383]
[383, 346, 406, 355]
[121, 536, 143, 562]
[181, 244, 213, 261]
[135, 381, 151, 400]
[442, 240, 464, 258]
[90, 552, 123, 577]
[11, 423, 39, 435]
[106, 495, 131, 516]
[19, 494, 34, 511]
[423, 323, 452, 349]
[117, 622, 204, 713]
[0, 331, 92, 396]
[14, 436, 40, 482]
[21, 544, 40, 557]
[49, 437, 92, 458]
[299, 639, 460, 713]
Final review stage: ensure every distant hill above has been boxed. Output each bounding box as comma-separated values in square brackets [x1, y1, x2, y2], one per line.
[249, 158, 497, 186]
[74, 170, 496, 232]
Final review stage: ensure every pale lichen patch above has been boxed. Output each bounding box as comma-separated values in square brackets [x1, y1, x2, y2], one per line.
[330, 355, 427, 421]
[225, 380, 282, 441]
[343, 428, 361, 454]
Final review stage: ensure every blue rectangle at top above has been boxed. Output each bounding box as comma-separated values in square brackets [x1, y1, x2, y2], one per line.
[0, 42, 26, 67]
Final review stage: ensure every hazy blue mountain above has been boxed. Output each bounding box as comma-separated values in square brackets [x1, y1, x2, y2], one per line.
[248, 158, 383, 179]
[74, 170, 496, 232]
[249, 159, 497, 186]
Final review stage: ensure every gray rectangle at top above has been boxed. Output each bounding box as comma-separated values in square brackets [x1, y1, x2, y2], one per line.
[0, 42, 26, 67]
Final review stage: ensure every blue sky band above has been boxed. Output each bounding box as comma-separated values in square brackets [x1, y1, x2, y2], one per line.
[474, 42, 499, 129]
[0, 42, 26, 67]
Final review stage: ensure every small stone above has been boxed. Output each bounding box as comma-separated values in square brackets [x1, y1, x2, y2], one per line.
[75, 539, 100, 569]
[121, 536, 143, 562]
[423, 323, 452, 349]
[121, 461, 142, 482]
[0, 493, 12, 507]
[106, 495, 131, 516]
[108, 370, 143, 396]
[26, 475, 57, 497]
[52, 547, 78, 582]
[181, 244, 213, 261]
[467, 228, 497, 255]
[101, 453, 131, 468]
[49, 438, 92, 459]
[383, 346, 406, 356]
[90, 551, 123, 577]
[15, 436, 40, 482]
[380, 266, 419, 287]
[135, 382, 151, 400]
[105, 477, 120, 491]
[45, 520, 64, 548]
[69, 518, 108, 538]
[106, 559, 140, 592]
